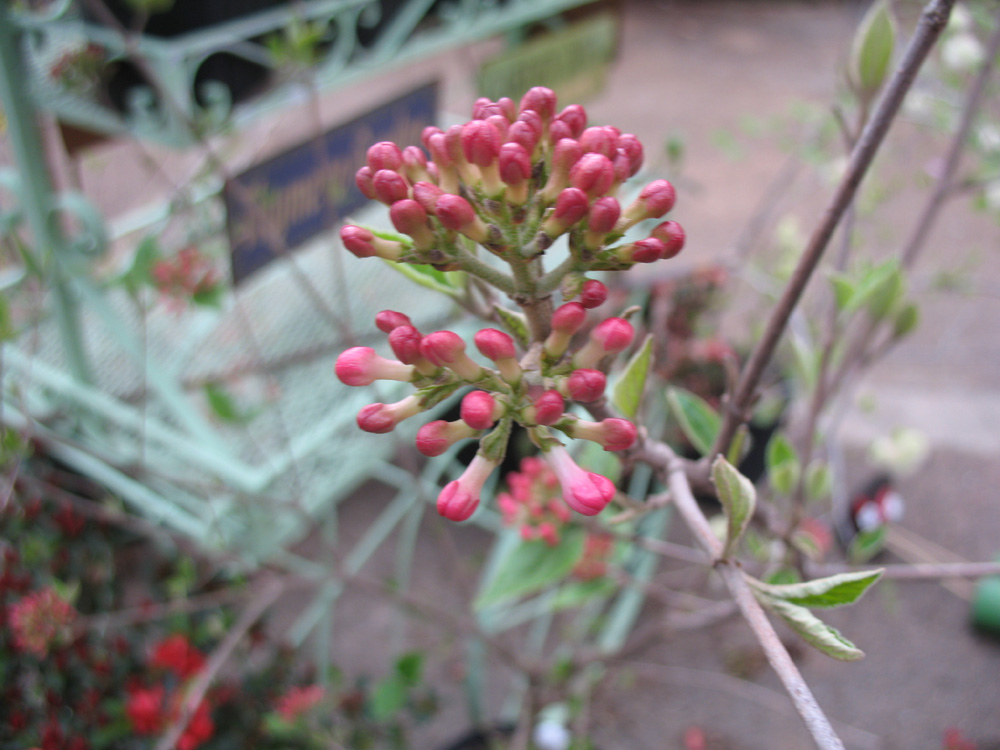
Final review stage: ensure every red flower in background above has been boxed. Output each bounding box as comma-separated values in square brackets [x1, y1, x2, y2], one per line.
[275, 684, 325, 721]
[176, 699, 214, 750]
[151, 634, 205, 679]
[9, 587, 76, 657]
[126, 684, 166, 734]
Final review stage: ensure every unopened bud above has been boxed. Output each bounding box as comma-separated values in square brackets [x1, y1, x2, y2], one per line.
[564, 368, 606, 402]
[570, 153, 615, 199]
[388, 325, 437, 376]
[544, 302, 587, 359]
[357, 395, 423, 434]
[421, 126, 443, 150]
[531, 390, 565, 426]
[389, 199, 435, 250]
[619, 179, 676, 229]
[556, 104, 587, 138]
[413, 181, 444, 213]
[460, 390, 502, 430]
[416, 419, 478, 457]
[401, 145, 431, 183]
[335, 347, 414, 386]
[506, 120, 541, 158]
[427, 132, 459, 194]
[574, 318, 635, 369]
[579, 126, 618, 158]
[435, 194, 489, 244]
[437, 454, 497, 521]
[372, 169, 410, 205]
[562, 416, 637, 452]
[498, 142, 532, 204]
[519, 86, 557, 124]
[617, 134, 643, 177]
[355, 166, 376, 200]
[541, 139, 583, 202]
[421, 331, 484, 381]
[366, 141, 403, 172]
[617, 237, 667, 264]
[579, 280, 608, 309]
[545, 445, 615, 516]
[375, 310, 413, 334]
[585, 196, 621, 250]
[340, 225, 404, 261]
[474, 328, 521, 383]
[651, 220, 685, 258]
[446, 124, 480, 186]
[540, 187, 589, 238]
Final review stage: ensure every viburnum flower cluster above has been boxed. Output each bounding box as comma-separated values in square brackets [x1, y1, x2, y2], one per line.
[336, 87, 685, 523]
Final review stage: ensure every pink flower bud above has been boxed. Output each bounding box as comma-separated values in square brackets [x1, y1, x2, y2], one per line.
[544, 302, 587, 359]
[651, 220, 685, 259]
[335, 346, 414, 386]
[620, 179, 676, 229]
[545, 445, 615, 516]
[427, 133, 459, 194]
[570, 153, 614, 199]
[401, 145, 431, 183]
[421, 331, 483, 381]
[517, 109, 543, 140]
[579, 280, 608, 309]
[611, 149, 631, 191]
[462, 119, 501, 167]
[519, 86, 557, 123]
[413, 181, 444, 213]
[460, 390, 501, 430]
[446, 124, 480, 185]
[416, 419, 478, 457]
[357, 395, 423, 434]
[485, 114, 509, 141]
[565, 417, 637, 452]
[472, 97, 494, 119]
[474, 328, 516, 361]
[548, 119, 573, 144]
[579, 126, 617, 159]
[388, 325, 436, 375]
[585, 196, 621, 250]
[375, 310, 412, 334]
[389, 199, 434, 249]
[565, 368, 606, 402]
[373, 169, 410, 205]
[540, 187, 589, 238]
[340, 225, 404, 261]
[421, 126, 443, 150]
[532, 390, 565, 426]
[574, 318, 635, 369]
[355, 166, 376, 200]
[498, 142, 532, 204]
[435, 194, 489, 244]
[497, 97, 516, 121]
[541, 139, 583, 202]
[437, 454, 497, 521]
[366, 141, 403, 172]
[619, 237, 667, 264]
[617, 134, 643, 176]
[506, 120, 541, 157]
[555, 104, 587, 138]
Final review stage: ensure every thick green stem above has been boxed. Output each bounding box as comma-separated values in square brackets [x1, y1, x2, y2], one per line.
[453, 247, 517, 295]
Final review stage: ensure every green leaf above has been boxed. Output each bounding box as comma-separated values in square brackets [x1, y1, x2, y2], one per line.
[847, 259, 901, 317]
[746, 568, 883, 608]
[766, 432, 801, 496]
[381, 260, 464, 298]
[711, 455, 756, 558]
[892, 301, 919, 339]
[0, 293, 16, 342]
[765, 567, 802, 585]
[204, 383, 251, 424]
[493, 304, 529, 348]
[395, 651, 424, 686]
[550, 578, 616, 611]
[612, 334, 654, 419]
[370, 676, 408, 722]
[726, 424, 751, 467]
[848, 526, 887, 563]
[666, 387, 721, 457]
[850, 0, 897, 102]
[828, 272, 856, 311]
[756, 594, 865, 661]
[476, 527, 586, 608]
[805, 461, 832, 503]
[115, 235, 161, 295]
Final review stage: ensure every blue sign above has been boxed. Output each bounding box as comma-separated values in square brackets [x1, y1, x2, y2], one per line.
[224, 81, 438, 284]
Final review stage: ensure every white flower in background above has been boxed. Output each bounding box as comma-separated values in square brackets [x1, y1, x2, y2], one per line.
[977, 124, 1000, 153]
[903, 89, 935, 120]
[947, 3, 974, 33]
[533, 720, 571, 750]
[868, 428, 930, 477]
[941, 33, 985, 72]
[985, 180, 1000, 212]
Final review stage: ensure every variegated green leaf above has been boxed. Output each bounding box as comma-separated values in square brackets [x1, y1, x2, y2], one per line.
[667, 387, 720, 457]
[612, 334, 654, 419]
[747, 569, 884, 609]
[711, 455, 756, 559]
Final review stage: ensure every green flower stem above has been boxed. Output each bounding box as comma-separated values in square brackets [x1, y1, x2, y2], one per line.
[453, 247, 517, 295]
[536, 255, 580, 296]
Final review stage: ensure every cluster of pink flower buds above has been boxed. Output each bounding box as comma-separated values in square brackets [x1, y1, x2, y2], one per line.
[497, 457, 572, 545]
[341, 86, 685, 277]
[335, 87, 685, 524]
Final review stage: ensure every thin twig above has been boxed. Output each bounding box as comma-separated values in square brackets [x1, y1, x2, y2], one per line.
[710, 0, 956, 459]
[660, 443, 846, 750]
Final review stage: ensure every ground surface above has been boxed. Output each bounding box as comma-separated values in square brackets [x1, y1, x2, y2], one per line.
[5, 1, 1000, 749]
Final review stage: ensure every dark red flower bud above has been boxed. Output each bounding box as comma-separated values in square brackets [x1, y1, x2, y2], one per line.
[617, 133, 644, 176]
[580, 126, 618, 159]
[389, 199, 434, 248]
[474, 328, 517, 361]
[566, 369, 607, 402]
[355, 166, 376, 200]
[413, 181, 444, 213]
[388, 325, 424, 364]
[533, 390, 565, 426]
[651, 220, 685, 258]
[506, 120, 541, 156]
[580, 279, 608, 309]
[460, 390, 500, 430]
[375, 310, 412, 333]
[462, 119, 502, 167]
[556, 104, 587, 138]
[499, 142, 532, 188]
[570, 153, 614, 198]
[587, 197, 621, 235]
[552, 301, 587, 334]
[435, 194, 488, 243]
[541, 187, 589, 237]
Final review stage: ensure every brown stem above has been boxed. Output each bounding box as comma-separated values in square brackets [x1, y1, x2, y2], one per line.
[710, 0, 956, 459]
